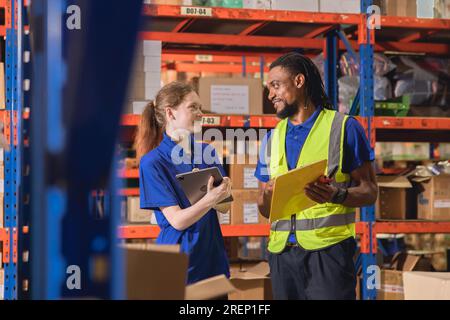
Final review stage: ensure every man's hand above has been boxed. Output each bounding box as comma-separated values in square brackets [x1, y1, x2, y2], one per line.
[264, 179, 275, 201]
[257, 179, 275, 219]
[304, 176, 338, 204]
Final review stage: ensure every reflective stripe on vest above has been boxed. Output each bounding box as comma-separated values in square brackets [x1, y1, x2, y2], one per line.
[271, 212, 356, 231]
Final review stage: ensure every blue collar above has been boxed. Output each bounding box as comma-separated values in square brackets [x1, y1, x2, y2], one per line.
[287, 106, 323, 133]
[160, 132, 178, 152]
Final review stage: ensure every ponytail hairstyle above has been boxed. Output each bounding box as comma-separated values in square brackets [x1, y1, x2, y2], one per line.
[134, 81, 195, 162]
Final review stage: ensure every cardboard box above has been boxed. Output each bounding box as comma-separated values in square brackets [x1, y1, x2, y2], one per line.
[437, 0, 450, 18]
[376, 175, 416, 220]
[199, 77, 263, 115]
[383, 0, 417, 17]
[319, 0, 360, 13]
[271, 0, 319, 12]
[403, 271, 450, 300]
[377, 251, 436, 300]
[229, 157, 259, 189]
[127, 197, 154, 223]
[124, 244, 235, 300]
[417, 175, 450, 220]
[238, 236, 268, 260]
[231, 189, 268, 225]
[228, 262, 272, 300]
[224, 237, 240, 260]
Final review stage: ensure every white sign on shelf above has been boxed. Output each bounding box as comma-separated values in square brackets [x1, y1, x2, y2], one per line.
[180, 6, 213, 17]
[211, 85, 249, 115]
[243, 167, 259, 189]
[243, 203, 259, 224]
[434, 200, 450, 208]
[201, 116, 221, 126]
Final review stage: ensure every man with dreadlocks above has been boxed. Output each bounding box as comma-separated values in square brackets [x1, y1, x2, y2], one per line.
[255, 52, 378, 300]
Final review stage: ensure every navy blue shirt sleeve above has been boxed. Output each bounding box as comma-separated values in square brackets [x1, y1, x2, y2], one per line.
[139, 156, 179, 210]
[342, 117, 375, 174]
[254, 130, 272, 183]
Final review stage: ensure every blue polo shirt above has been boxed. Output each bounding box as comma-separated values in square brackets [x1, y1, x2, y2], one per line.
[254, 107, 374, 243]
[139, 132, 230, 284]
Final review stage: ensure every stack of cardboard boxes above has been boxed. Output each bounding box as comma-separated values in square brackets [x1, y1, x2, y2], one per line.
[228, 156, 268, 226]
[375, 174, 450, 221]
[372, 251, 450, 300]
[126, 40, 162, 115]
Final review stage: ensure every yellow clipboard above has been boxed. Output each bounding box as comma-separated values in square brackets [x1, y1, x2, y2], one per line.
[269, 159, 327, 222]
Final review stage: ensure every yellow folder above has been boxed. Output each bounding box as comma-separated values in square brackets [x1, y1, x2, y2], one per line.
[269, 159, 327, 222]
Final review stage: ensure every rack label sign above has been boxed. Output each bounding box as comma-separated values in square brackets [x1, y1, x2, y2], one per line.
[202, 116, 221, 126]
[181, 6, 212, 17]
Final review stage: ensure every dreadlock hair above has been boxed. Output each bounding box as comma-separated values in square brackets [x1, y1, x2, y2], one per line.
[270, 52, 333, 110]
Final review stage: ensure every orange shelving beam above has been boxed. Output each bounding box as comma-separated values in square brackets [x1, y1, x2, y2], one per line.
[118, 221, 450, 239]
[122, 114, 450, 131]
[118, 169, 139, 179]
[119, 222, 368, 239]
[142, 4, 362, 25]
[375, 221, 450, 234]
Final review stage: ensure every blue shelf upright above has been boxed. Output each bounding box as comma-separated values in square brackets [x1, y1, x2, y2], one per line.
[3, 0, 23, 300]
[359, 0, 377, 300]
[27, 0, 142, 299]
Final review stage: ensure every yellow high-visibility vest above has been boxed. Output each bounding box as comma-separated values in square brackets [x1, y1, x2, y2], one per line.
[268, 108, 355, 253]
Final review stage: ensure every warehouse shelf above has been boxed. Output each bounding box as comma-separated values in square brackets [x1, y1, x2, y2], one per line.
[140, 4, 450, 56]
[94, 188, 140, 197]
[374, 117, 450, 130]
[374, 221, 450, 234]
[119, 224, 269, 239]
[118, 221, 450, 239]
[118, 222, 375, 239]
[119, 188, 140, 196]
[121, 114, 450, 131]
[118, 169, 139, 179]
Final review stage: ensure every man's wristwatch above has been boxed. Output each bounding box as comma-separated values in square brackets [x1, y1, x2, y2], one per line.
[331, 187, 348, 204]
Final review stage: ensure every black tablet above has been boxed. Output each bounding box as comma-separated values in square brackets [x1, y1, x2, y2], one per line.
[176, 167, 233, 206]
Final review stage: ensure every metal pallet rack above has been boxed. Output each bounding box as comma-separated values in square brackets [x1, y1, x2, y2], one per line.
[117, 2, 450, 300]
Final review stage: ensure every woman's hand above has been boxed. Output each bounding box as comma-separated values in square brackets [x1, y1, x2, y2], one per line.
[204, 176, 232, 206]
